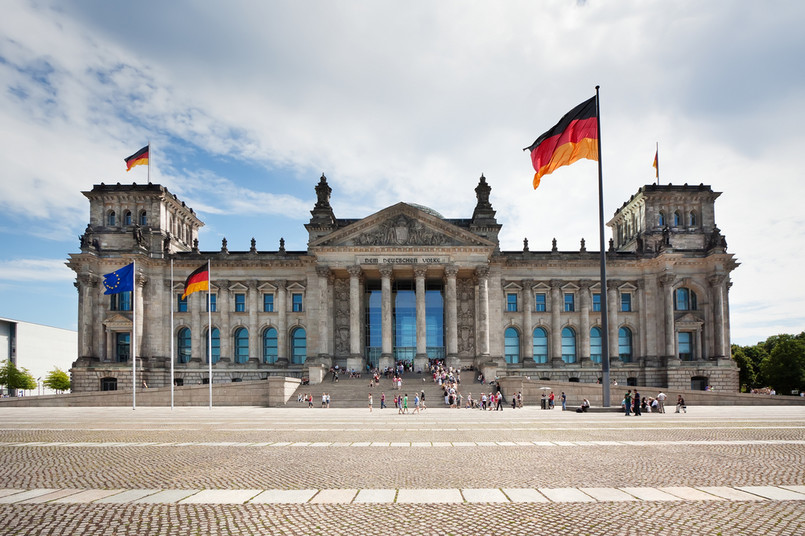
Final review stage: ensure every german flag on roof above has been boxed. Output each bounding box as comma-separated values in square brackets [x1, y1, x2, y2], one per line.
[124, 145, 149, 171]
[524, 97, 598, 189]
[182, 263, 209, 300]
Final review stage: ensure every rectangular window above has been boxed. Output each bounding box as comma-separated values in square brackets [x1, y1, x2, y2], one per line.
[177, 294, 187, 312]
[206, 293, 217, 312]
[110, 291, 132, 311]
[506, 293, 518, 312]
[535, 293, 546, 312]
[564, 293, 575, 312]
[592, 293, 601, 312]
[292, 293, 303, 312]
[621, 293, 632, 312]
[263, 294, 274, 312]
[235, 293, 246, 312]
[678, 332, 693, 361]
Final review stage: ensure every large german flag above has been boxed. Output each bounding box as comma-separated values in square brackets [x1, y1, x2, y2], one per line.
[182, 263, 209, 300]
[524, 97, 598, 189]
[125, 145, 149, 171]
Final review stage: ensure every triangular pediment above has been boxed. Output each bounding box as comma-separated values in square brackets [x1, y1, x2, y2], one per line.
[310, 203, 495, 248]
[103, 313, 132, 330]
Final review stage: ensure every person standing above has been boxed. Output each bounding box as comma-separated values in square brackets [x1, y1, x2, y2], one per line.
[624, 390, 632, 416]
[496, 390, 504, 411]
[368, 393, 373, 412]
[548, 391, 555, 409]
[633, 390, 641, 416]
[656, 391, 667, 414]
[675, 394, 686, 413]
[403, 393, 409, 413]
[380, 392, 386, 409]
[561, 392, 567, 411]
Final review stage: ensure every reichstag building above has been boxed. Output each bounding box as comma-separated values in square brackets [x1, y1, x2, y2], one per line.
[68, 175, 739, 393]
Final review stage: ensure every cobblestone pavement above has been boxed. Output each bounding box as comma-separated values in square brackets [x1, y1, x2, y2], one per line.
[0, 406, 803, 535]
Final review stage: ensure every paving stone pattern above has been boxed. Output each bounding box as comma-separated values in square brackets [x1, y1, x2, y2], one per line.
[0, 406, 803, 535]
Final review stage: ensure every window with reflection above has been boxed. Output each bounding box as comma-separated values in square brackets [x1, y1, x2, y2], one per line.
[177, 327, 191, 363]
[205, 328, 220, 364]
[504, 327, 520, 364]
[678, 332, 693, 360]
[535, 293, 546, 312]
[674, 288, 697, 311]
[561, 327, 576, 363]
[234, 327, 249, 364]
[590, 326, 602, 363]
[263, 327, 278, 364]
[532, 327, 548, 364]
[618, 327, 633, 362]
[291, 327, 306, 364]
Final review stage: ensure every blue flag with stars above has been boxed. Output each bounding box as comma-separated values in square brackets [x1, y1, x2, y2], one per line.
[103, 263, 134, 295]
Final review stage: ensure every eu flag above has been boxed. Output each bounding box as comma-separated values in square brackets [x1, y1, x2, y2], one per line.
[103, 263, 134, 295]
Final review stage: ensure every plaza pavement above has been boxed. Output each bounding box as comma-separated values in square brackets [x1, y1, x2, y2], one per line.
[0, 405, 803, 535]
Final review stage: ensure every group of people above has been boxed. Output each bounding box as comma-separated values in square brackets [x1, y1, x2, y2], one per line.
[297, 393, 331, 408]
[622, 390, 686, 414]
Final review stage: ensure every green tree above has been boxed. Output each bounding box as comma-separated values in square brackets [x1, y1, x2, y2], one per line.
[760, 338, 805, 395]
[43, 367, 71, 393]
[731, 344, 756, 391]
[0, 359, 37, 394]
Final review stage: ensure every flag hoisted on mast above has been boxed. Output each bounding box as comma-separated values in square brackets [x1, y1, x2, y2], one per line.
[653, 142, 659, 183]
[524, 87, 612, 407]
[181, 262, 213, 408]
[103, 262, 137, 409]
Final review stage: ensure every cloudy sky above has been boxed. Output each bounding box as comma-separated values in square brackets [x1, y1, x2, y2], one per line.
[0, 0, 803, 348]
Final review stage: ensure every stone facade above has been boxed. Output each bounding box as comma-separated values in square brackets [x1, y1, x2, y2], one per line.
[68, 177, 739, 394]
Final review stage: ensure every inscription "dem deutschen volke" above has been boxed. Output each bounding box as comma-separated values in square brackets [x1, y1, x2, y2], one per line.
[360, 256, 449, 265]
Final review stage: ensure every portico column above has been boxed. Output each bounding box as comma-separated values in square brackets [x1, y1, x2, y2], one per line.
[550, 279, 562, 365]
[134, 274, 146, 360]
[578, 280, 592, 364]
[522, 280, 534, 364]
[659, 274, 676, 361]
[709, 274, 726, 359]
[444, 265, 459, 361]
[414, 266, 428, 371]
[379, 265, 394, 368]
[347, 266, 363, 369]
[248, 280, 259, 361]
[607, 280, 619, 364]
[316, 267, 331, 358]
[276, 280, 288, 365]
[476, 266, 490, 358]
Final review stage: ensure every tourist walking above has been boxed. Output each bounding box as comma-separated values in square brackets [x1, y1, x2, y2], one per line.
[675, 395, 686, 413]
[380, 392, 386, 409]
[633, 390, 641, 416]
[624, 390, 632, 416]
[657, 391, 667, 413]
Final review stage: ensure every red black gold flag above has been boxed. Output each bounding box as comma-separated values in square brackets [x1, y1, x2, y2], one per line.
[125, 145, 149, 171]
[652, 147, 659, 179]
[524, 96, 598, 189]
[182, 264, 209, 300]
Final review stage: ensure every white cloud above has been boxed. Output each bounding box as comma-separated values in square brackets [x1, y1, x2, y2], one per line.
[0, 258, 74, 282]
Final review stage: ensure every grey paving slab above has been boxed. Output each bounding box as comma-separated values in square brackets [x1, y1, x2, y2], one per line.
[133, 489, 200, 503]
[502, 488, 550, 503]
[94, 489, 162, 503]
[250, 489, 317, 503]
[396, 488, 463, 503]
[179, 489, 261, 504]
[620, 487, 683, 501]
[737, 486, 805, 500]
[461, 488, 509, 503]
[580, 487, 638, 502]
[0, 489, 57, 503]
[353, 489, 397, 503]
[696, 486, 768, 501]
[52, 489, 126, 503]
[24, 489, 85, 503]
[539, 487, 596, 503]
[309, 489, 358, 504]
[660, 486, 725, 501]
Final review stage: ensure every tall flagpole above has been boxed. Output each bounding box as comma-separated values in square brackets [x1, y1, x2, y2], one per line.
[654, 142, 660, 184]
[208, 259, 213, 409]
[147, 141, 151, 183]
[595, 86, 611, 407]
[132, 259, 137, 410]
[170, 259, 175, 410]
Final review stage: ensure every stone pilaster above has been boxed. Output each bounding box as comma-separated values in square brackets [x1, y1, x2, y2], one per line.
[550, 279, 562, 365]
[607, 280, 619, 363]
[276, 280, 288, 366]
[578, 280, 592, 365]
[346, 265, 363, 370]
[248, 280, 259, 361]
[379, 265, 394, 370]
[444, 265, 459, 368]
[476, 266, 490, 358]
[659, 274, 676, 361]
[522, 279, 534, 364]
[709, 274, 726, 359]
[316, 267, 331, 358]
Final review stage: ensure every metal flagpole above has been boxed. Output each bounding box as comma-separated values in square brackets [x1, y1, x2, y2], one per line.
[170, 259, 174, 410]
[208, 259, 213, 409]
[655, 142, 659, 184]
[595, 86, 611, 407]
[147, 141, 151, 183]
[132, 259, 137, 410]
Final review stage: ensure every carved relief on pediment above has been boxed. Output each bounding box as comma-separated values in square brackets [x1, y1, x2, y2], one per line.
[355, 215, 455, 246]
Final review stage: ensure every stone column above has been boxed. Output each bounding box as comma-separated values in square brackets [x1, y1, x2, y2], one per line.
[659, 274, 676, 361]
[637, 280, 648, 365]
[277, 280, 288, 366]
[578, 280, 592, 365]
[379, 265, 394, 370]
[444, 266, 459, 360]
[217, 281, 231, 360]
[550, 279, 562, 365]
[248, 280, 259, 361]
[709, 274, 726, 359]
[522, 279, 534, 364]
[77, 274, 97, 357]
[607, 280, 619, 363]
[476, 266, 490, 358]
[191, 287, 202, 361]
[414, 266, 428, 371]
[134, 274, 146, 362]
[347, 266, 363, 370]
[316, 267, 331, 358]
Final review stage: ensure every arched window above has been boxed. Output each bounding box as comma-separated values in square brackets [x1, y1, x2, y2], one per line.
[234, 327, 249, 364]
[674, 288, 698, 311]
[561, 327, 576, 364]
[139, 210, 147, 226]
[688, 211, 696, 227]
[673, 211, 681, 226]
[291, 327, 306, 364]
[177, 327, 191, 363]
[504, 327, 520, 364]
[108, 210, 116, 226]
[658, 211, 665, 227]
[532, 327, 548, 364]
[590, 327, 602, 363]
[618, 327, 633, 362]
[263, 327, 278, 364]
[205, 328, 220, 364]
[124, 210, 132, 226]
